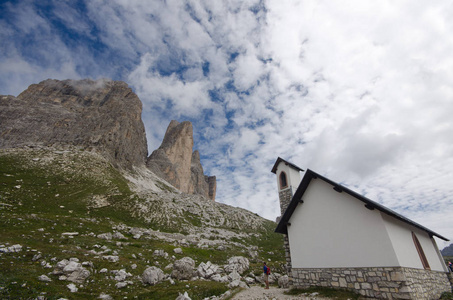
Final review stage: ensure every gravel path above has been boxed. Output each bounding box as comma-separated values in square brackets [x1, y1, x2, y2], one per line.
[230, 286, 329, 300]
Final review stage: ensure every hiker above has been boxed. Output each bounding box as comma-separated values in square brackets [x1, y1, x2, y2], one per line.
[263, 262, 270, 289]
[448, 261, 453, 272]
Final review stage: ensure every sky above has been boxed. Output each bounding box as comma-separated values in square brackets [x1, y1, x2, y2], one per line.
[1, 0, 452, 248]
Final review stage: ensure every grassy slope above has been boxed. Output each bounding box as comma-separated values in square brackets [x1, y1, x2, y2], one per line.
[0, 149, 285, 299]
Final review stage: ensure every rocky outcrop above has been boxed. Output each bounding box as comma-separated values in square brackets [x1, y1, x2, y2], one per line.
[147, 120, 216, 200]
[171, 257, 195, 280]
[0, 79, 147, 169]
[0, 79, 216, 199]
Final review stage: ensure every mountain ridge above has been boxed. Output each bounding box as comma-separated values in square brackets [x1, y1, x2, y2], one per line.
[0, 78, 216, 200]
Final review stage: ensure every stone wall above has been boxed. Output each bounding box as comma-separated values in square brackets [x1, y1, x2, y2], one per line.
[278, 188, 293, 274]
[278, 188, 293, 216]
[291, 266, 451, 299]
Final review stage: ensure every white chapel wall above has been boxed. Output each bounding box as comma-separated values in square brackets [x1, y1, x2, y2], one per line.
[382, 213, 447, 272]
[288, 179, 398, 268]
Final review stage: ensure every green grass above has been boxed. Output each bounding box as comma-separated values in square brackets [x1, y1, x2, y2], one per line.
[285, 286, 361, 299]
[0, 148, 286, 299]
[440, 292, 453, 300]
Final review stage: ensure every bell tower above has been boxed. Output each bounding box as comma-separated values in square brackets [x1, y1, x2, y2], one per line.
[271, 157, 304, 216]
[271, 157, 303, 276]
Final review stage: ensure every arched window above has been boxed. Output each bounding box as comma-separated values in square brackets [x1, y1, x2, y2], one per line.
[412, 232, 430, 270]
[279, 171, 288, 189]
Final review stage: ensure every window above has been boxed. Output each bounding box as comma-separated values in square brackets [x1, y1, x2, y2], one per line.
[279, 171, 288, 189]
[412, 232, 430, 270]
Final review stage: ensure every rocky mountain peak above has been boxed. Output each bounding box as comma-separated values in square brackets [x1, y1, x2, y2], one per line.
[1, 79, 216, 200]
[147, 120, 216, 201]
[0, 79, 148, 170]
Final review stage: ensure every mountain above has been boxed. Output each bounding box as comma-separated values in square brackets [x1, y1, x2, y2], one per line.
[0, 79, 147, 170]
[0, 79, 285, 299]
[441, 243, 453, 256]
[147, 120, 216, 201]
[0, 79, 215, 200]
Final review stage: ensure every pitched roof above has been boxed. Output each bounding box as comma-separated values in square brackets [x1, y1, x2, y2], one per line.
[271, 157, 304, 174]
[275, 169, 449, 241]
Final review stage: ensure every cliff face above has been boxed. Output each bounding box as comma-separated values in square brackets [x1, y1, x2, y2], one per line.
[0, 79, 216, 200]
[147, 120, 216, 201]
[0, 79, 148, 169]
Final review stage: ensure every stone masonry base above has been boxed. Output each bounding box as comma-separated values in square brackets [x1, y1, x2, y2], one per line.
[291, 266, 451, 299]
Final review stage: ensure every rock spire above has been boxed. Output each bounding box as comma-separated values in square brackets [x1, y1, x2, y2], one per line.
[147, 120, 216, 201]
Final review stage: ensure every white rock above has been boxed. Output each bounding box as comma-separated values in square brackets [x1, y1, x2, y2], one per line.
[38, 275, 52, 282]
[245, 277, 255, 284]
[116, 282, 128, 288]
[67, 268, 90, 283]
[98, 293, 113, 300]
[228, 279, 248, 289]
[112, 232, 126, 239]
[228, 269, 241, 282]
[224, 256, 249, 275]
[278, 275, 289, 288]
[142, 266, 165, 285]
[175, 291, 191, 300]
[97, 233, 112, 240]
[61, 232, 79, 237]
[99, 268, 108, 273]
[171, 257, 195, 280]
[63, 261, 81, 273]
[32, 253, 42, 261]
[67, 283, 78, 292]
[102, 255, 119, 262]
[173, 248, 182, 254]
[114, 269, 130, 281]
[56, 259, 70, 269]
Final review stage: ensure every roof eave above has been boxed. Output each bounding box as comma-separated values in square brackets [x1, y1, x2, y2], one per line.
[274, 169, 449, 242]
[271, 157, 304, 174]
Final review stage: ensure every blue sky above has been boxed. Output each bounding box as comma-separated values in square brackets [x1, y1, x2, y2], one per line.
[1, 0, 452, 247]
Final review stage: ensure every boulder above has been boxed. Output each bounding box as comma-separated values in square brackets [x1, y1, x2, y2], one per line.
[38, 275, 52, 282]
[112, 232, 126, 239]
[113, 269, 132, 282]
[197, 261, 219, 279]
[171, 257, 195, 280]
[211, 274, 229, 283]
[66, 268, 90, 284]
[224, 256, 249, 274]
[228, 280, 248, 289]
[102, 255, 119, 262]
[228, 269, 241, 282]
[142, 266, 165, 285]
[245, 277, 255, 285]
[0, 244, 22, 253]
[97, 233, 113, 240]
[67, 283, 78, 293]
[278, 275, 289, 288]
[53, 259, 90, 283]
[175, 291, 191, 300]
[99, 293, 113, 300]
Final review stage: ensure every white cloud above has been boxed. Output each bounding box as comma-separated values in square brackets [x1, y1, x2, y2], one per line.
[1, 0, 453, 245]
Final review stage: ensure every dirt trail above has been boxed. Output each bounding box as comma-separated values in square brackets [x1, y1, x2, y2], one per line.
[230, 286, 329, 300]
